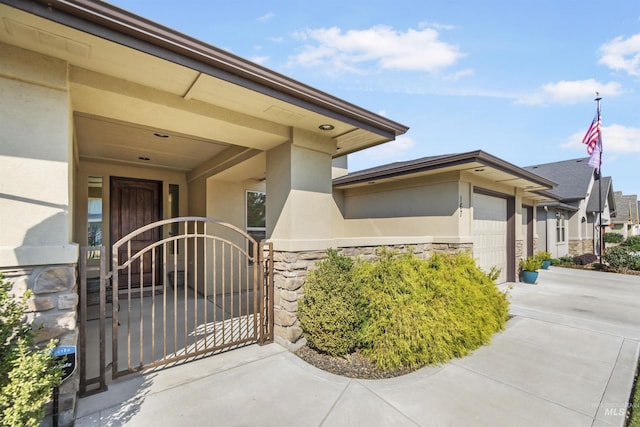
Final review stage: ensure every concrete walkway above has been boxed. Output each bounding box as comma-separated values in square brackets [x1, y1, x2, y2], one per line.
[75, 267, 640, 426]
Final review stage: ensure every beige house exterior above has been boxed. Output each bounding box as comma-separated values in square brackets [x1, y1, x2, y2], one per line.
[611, 192, 640, 238]
[0, 1, 557, 425]
[1, 1, 409, 424]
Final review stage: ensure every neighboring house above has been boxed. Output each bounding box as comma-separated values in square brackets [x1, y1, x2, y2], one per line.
[610, 192, 639, 238]
[523, 158, 615, 258]
[333, 150, 557, 283]
[1, 1, 410, 423]
[638, 201, 640, 236]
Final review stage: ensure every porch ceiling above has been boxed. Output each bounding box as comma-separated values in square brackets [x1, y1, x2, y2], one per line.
[0, 2, 403, 178]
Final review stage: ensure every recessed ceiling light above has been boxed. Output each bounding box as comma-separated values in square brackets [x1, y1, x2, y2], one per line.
[138, 156, 150, 161]
[154, 133, 169, 138]
[474, 168, 485, 172]
[318, 124, 335, 131]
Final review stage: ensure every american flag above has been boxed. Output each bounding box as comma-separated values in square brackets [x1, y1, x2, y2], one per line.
[582, 106, 602, 172]
[582, 111, 601, 155]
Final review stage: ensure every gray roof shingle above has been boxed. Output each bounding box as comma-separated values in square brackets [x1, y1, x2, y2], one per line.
[612, 192, 639, 223]
[523, 158, 595, 200]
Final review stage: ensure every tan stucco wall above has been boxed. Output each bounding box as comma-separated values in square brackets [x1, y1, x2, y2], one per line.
[200, 177, 265, 296]
[266, 129, 337, 251]
[206, 178, 265, 228]
[332, 155, 348, 179]
[338, 175, 461, 240]
[0, 44, 77, 267]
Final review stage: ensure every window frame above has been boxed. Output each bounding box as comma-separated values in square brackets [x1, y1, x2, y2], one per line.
[245, 190, 266, 242]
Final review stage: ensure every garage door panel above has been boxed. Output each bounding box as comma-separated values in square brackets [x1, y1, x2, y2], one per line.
[473, 193, 507, 283]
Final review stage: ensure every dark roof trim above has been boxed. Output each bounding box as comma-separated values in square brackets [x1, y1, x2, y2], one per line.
[333, 150, 557, 189]
[6, 0, 408, 139]
[537, 201, 580, 212]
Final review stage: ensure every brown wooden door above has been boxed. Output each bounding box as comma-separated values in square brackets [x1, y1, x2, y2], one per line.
[111, 177, 162, 288]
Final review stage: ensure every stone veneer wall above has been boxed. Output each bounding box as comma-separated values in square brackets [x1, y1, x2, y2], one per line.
[515, 240, 524, 260]
[272, 242, 472, 350]
[569, 239, 595, 255]
[2, 265, 78, 427]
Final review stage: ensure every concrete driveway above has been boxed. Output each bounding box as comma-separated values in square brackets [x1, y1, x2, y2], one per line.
[75, 267, 640, 427]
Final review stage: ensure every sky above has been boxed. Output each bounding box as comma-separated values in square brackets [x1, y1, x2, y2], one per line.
[108, 0, 640, 196]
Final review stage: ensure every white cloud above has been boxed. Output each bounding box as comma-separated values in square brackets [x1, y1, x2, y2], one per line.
[599, 34, 640, 76]
[515, 79, 623, 105]
[288, 25, 464, 74]
[563, 124, 640, 154]
[258, 12, 275, 23]
[444, 68, 475, 81]
[349, 135, 417, 168]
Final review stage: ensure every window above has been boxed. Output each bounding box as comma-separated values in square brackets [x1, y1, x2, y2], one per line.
[556, 212, 566, 243]
[246, 190, 266, 242]
[87, 176, 103, 258]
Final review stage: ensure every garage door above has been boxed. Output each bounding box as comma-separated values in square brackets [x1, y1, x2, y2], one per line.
[473, 193, 507, 283]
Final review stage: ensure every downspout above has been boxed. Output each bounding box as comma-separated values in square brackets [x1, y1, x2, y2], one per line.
[543, 206, 549, 254]
[593, 212, 598, 255]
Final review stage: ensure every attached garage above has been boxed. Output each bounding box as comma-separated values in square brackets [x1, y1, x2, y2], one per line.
[472, 190, 515, 283]
[333, 151, 557, 285]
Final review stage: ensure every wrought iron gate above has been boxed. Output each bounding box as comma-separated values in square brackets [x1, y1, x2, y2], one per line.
[79, 217, 274, 396]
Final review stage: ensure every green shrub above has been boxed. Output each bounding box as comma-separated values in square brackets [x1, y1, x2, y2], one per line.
[355, 250, 509, 371]
[298, 249, 364, 356]
[622, 235, 640, 251]
[603, 246, 640, 271]
[559, 256, 574, 265]
[550, 258, 562, 266]
[0, 274, 62, 427]
[603, 232, 624, 243]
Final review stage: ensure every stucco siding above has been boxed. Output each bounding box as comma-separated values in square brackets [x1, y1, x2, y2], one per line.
[0, 45, 76, 267]
[343, 181, 458, 219]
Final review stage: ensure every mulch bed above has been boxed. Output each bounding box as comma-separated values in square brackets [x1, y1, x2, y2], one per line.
[294, 345, 418, 379]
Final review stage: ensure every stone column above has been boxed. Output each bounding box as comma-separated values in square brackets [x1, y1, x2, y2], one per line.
[3, 265, 78, 427]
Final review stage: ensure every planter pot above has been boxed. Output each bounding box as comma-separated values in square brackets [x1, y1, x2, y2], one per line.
[541, 260, 551, 270]
[521, 270, 539, 284]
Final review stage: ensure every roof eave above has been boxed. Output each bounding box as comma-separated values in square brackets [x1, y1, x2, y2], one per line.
[8, 0, 408, 138]
[333, 150, 557, 189]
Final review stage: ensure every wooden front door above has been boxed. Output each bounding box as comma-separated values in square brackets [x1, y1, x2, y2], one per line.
[110, 177, 162, 287]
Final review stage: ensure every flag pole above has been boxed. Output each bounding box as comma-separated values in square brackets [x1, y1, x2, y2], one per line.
[595, 93, 603, 262]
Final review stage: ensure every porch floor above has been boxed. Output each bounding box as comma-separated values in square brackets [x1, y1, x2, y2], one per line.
[82, 285, 258, 392]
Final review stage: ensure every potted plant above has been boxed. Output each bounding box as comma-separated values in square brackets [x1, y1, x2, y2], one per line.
[536, 251, 552, 269]
[520, 256, 543, 284]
